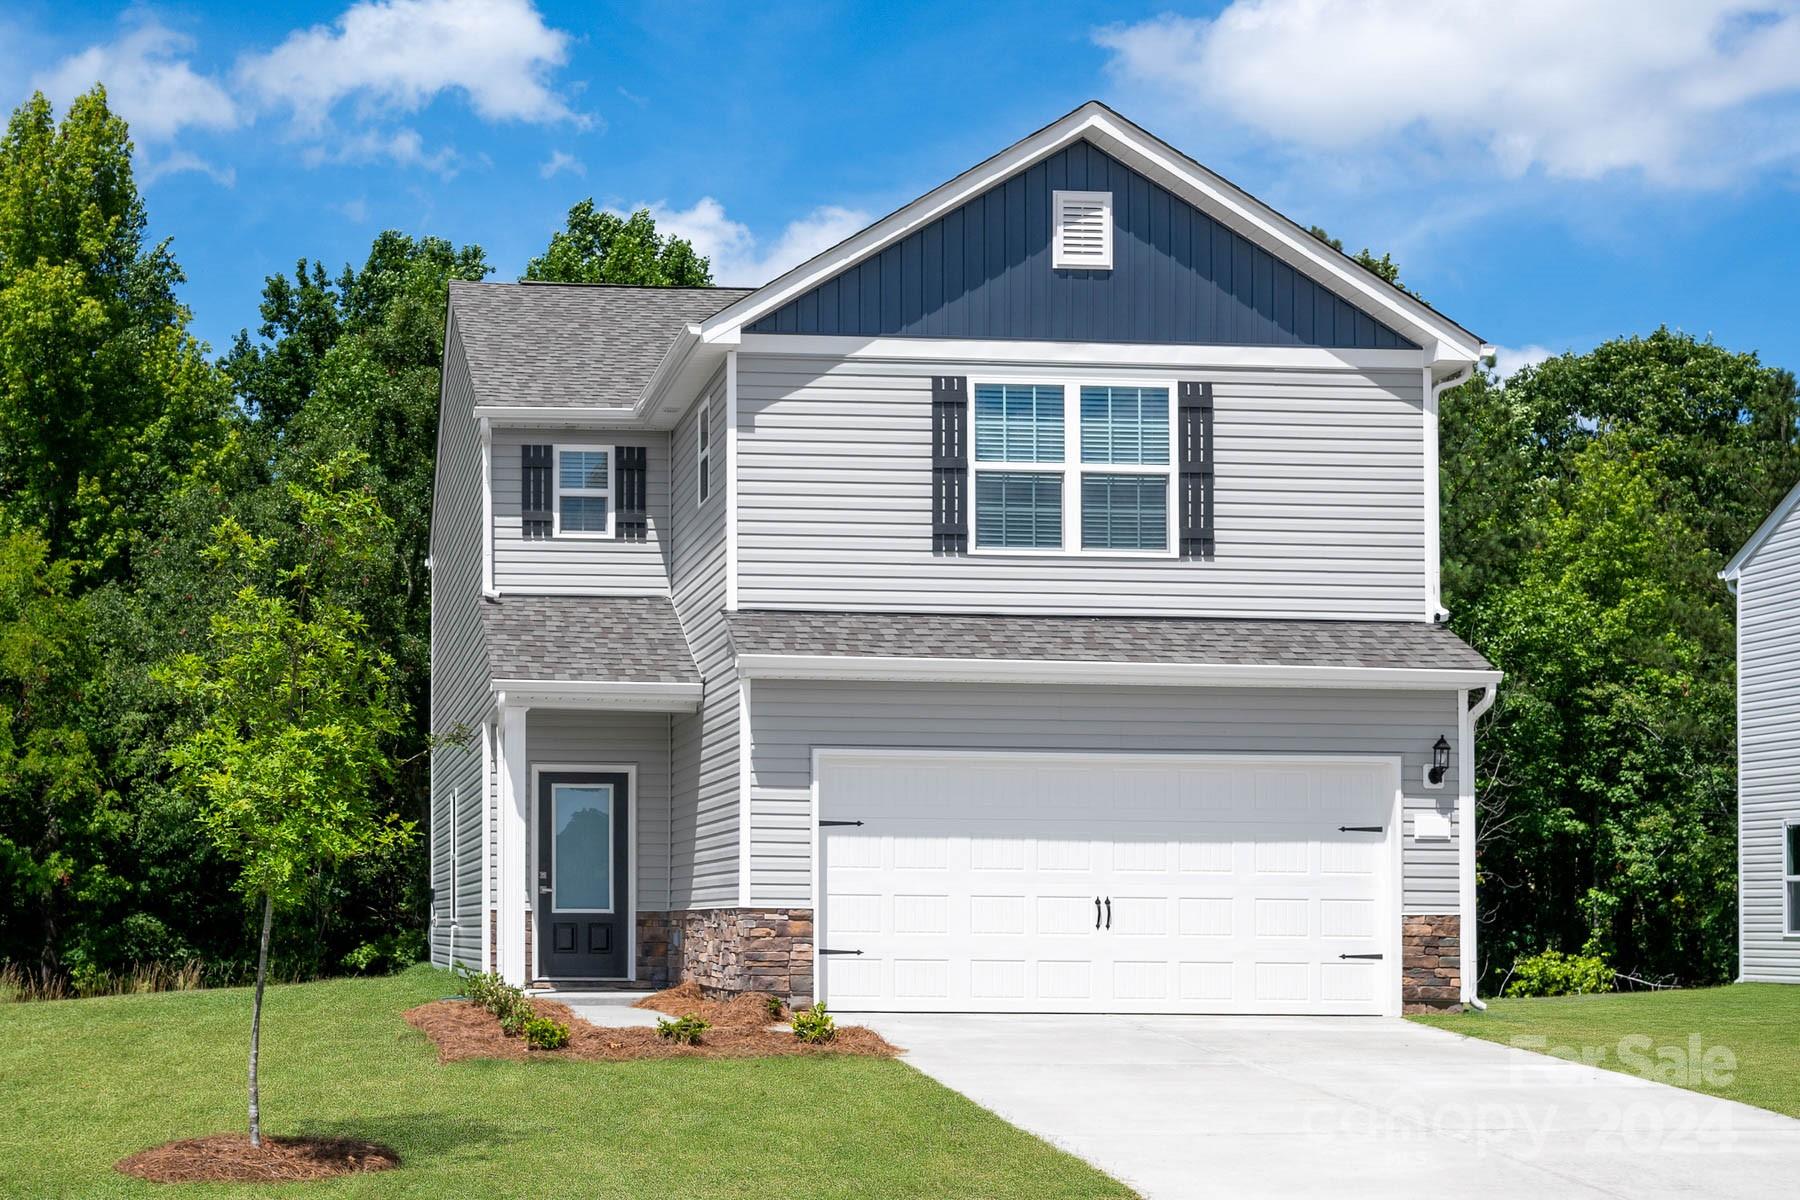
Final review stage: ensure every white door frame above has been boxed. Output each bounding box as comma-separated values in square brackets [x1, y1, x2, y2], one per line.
[810, 747, 1405, 1015]
[530, 762, 638, 983]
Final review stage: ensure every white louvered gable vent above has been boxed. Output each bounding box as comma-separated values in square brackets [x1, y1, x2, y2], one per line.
[1053, 189, 1113, 270]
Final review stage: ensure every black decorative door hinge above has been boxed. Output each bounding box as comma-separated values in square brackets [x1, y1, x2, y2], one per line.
[819, 820, 864, 828]
[818, 948, 863, 956]
[1339, 953, 1385, 960]
[1338, 825, 1384, 833]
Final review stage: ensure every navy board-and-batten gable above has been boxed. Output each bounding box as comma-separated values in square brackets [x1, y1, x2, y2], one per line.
[747, 139, 1417, 349]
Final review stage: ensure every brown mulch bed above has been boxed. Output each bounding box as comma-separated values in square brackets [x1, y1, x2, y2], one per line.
[115, 1133, 398, 1184]
[404, 983, 895, 1063]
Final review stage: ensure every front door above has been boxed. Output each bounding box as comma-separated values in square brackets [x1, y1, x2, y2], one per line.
[537, 771, 629, 979]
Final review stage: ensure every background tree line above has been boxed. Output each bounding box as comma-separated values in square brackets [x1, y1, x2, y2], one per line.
[2, 88, 1795, 994]
[0, 88, 708, 992]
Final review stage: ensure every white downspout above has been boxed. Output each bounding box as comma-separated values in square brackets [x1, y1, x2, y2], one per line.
[1461, 683, 1499, 1009]
[1425, 361, 1479, 624]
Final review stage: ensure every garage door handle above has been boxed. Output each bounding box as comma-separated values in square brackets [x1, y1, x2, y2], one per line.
[1094, 897, 1102, 929]
[1339, 953, 1384, 960]
[1105, 897, 1112, 930]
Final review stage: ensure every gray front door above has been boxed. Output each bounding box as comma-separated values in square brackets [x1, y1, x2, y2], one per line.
[536, 771, 629, 979]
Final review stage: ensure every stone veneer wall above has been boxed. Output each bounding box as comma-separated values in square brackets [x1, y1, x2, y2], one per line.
[676, 908, 814, 1004]
[1402, 913, 1462, 1012]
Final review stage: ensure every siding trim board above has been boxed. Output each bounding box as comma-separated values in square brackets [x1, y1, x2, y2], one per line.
[738, 653, 1498, 691]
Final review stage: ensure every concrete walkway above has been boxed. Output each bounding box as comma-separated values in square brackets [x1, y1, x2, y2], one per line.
[540, 991, 665, 1028]
[859, 1012, 1800, 1200]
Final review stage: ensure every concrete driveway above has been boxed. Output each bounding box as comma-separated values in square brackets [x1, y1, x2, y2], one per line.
[859, 1012, 1800, 1200]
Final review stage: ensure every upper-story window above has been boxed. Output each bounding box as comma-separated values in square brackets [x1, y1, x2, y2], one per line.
[554, 445, 612, 537]
[696, 405, 712, 506]
[970, 381, 1172, 555]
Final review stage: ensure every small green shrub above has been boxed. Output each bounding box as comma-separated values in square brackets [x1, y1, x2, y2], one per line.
[1504, 950, 1614, 998]
[522, 1016, 570, 1050]
[792, 1003, 835, 1044]
[656, 1014, 710, 1045]
[766, 994, 785, 1019]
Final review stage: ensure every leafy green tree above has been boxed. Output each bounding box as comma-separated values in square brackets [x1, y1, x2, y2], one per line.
[524, 202, 713, 285]
[158, 454, 413, 1144]
[1444, 330, 1800, 985]
[0, 88, 229, 580]
[0, 533, 114, 974]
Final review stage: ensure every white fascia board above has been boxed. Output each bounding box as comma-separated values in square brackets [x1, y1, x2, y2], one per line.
[488, 678, 702, 712]
[736, 653, 1501, 691]
[473, 406, 649, 426]
[701, 101, 1484, 365]
[737, 333, 1424, 372]
[1721, 477, 1800, 580]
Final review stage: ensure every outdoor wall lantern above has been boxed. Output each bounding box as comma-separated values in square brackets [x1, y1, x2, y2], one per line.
[1428, 735, 1452, 785]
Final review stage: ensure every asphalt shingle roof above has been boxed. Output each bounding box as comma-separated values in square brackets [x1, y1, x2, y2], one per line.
[447, 281, 754, 409]
[727, 610, 1493, 672]
[482, 595, 699, 683]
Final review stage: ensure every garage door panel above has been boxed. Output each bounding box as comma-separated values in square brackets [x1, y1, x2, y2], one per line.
[819, 755, 1397, 1015]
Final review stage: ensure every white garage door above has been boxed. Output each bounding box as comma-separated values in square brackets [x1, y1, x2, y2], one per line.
[817, 753, 1399, 1015]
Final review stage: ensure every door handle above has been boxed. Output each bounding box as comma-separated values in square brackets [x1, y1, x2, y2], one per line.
[538, 885, 552, 894]
[1105, 897, 1112, 930]
[1094, 897, 1102, 929]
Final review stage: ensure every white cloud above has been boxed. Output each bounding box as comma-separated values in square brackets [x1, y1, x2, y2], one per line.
[34, 18, 238, 141]
[302, 127, 459, 175]
[630, 197, 871, 285]
[539, 150, 584, 179]
[139, 149, 236, 188]
[237, 0, 579, 132]
[337, 197, 369, 222]
[1489, 343, 1559, 378]
[1097, 1, 1800, 186]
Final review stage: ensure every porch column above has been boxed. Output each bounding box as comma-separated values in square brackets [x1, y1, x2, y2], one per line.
[496, 700, 531, 986]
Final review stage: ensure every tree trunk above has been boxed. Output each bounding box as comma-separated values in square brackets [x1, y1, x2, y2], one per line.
[248, 892, 274, 1148]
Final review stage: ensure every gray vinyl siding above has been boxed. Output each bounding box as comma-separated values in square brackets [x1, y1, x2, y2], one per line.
[668, 369, 740, 907]
[745, 681, 1462, 914]
[429, 317, 492, 970]
[525, 710, 673, 913]
[747, 139, 1415, 349]
[1737, 498, 1800, 982]
[736, 353, 1427, 618]
[490, 427, 672, 594]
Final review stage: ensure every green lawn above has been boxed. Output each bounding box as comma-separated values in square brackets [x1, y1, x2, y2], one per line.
[1412, 983, 1800, 1118]
[0, 965, 1131, 1199]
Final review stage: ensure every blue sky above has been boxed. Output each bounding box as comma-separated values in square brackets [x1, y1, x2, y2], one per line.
[5, 0, 1800, 375]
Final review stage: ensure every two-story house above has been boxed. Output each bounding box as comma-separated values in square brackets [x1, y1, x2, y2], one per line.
[428, 102, 1500, 1016]
[1723, 481, 1800, 983]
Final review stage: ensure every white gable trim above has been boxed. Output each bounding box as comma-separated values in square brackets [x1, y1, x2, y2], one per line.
[699, 101, 1486, 367]
[1722, 477, 1800, 581]
[737, 652, 1500, 691]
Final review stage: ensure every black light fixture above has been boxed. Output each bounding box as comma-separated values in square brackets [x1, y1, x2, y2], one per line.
[1428, 735, 1452, 785]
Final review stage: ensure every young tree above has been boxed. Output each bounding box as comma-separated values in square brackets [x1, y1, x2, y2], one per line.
[157, 453, 413, 1146]
[523, 202, 713, 285]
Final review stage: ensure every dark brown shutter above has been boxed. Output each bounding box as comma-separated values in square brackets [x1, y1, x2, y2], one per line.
[615, 446, 648, 541]
[932, 376, 968, 553]
[1178, 382, 1214, 558]
[521, 444, 553, 539]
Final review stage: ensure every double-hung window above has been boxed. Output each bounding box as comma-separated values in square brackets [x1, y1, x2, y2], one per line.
[554, 446, 612, 537]
[970, 380, 1173, 554]
[1079, 385, 1171, 552]
[973, 383, 1065, 550]
[1787, 819, 1800, 936]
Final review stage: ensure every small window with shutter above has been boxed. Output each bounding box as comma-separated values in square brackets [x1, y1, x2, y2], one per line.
[1053, 190, 1113, 270]
[553, 445, 612, 538]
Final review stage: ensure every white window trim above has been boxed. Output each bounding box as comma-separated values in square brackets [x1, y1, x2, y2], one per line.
[552, 444, 614, 539]
[1786, 816, 1800, 937]
[967, 375, 1178, 559]
[1052, 189, 1114, 270]
[696, 404, 713, 507]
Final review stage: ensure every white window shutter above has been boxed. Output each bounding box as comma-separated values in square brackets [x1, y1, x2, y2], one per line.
[1053, 190, 1113, 270]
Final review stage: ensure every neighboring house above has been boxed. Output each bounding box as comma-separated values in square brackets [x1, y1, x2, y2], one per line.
[1722, 480, 1800, 983]
[427, 101, 1501, 1016]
